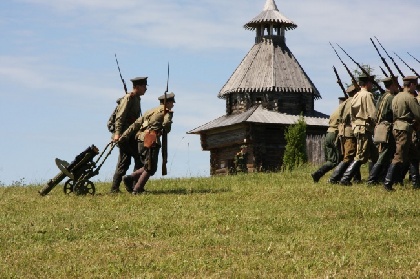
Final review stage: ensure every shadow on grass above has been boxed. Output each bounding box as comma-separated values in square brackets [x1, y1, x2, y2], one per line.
[146, 187, 231, 195]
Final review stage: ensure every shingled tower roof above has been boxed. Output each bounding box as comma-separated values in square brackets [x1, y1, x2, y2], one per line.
[244, 0, 297, 31]
[218, 0, 321, 99]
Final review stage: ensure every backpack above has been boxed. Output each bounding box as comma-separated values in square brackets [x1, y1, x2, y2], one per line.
[107, 97, 123, 133]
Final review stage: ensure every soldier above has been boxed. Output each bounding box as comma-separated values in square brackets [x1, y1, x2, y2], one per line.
[367, 76, 399, 185]
[340, 75, 378, 185]
[234, 145, 249, 173]
[121, 92, 175, 194]
[311, 98, 344, 182]
[110, 77, 147, 193]
[328, 85, 359, 184]
[383, 76, 420, 191]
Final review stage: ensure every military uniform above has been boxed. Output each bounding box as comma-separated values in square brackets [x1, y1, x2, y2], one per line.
[121, 93, 175, 194]
[329, 86, 358, 184]
[384, 76, 420, 190]
[234, 145, 249, 173]
[340, 76, 378, 186]
[367, 77, 397, 184]
[311, 103, 342, 182]
[110, 77, 147, 193]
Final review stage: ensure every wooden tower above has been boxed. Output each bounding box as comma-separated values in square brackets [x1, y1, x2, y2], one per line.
[189, 0, 329, 175]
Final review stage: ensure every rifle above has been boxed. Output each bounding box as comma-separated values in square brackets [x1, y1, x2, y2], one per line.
[394, 52, 420, 77]
[329, 42, 359, 89]
[374, 37, 405, 78]
[407, 52, 420, 64]
[336, 43, 385, 94]
[114, 53, 128, 94]
[379, 66, 388, 77]
[369, 38, 403, 90]
[333, 65, 348, 98]
[161, 63, 169, 176]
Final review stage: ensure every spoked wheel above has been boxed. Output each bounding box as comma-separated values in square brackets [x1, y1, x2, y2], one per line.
[63, 179, 75, 194]
[73, 179, 96, 196]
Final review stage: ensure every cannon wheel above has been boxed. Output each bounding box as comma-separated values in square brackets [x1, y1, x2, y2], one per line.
[73, 179, 95, 196]
[63, 179, 75, 194]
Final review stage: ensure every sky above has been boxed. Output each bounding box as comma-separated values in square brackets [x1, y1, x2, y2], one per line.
[1, 0, 420, 186]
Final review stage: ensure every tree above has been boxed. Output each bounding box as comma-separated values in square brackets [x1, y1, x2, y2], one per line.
[282, 115, 307, 171]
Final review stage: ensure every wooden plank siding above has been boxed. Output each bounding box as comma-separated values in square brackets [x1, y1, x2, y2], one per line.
[207, 123, 326, 175]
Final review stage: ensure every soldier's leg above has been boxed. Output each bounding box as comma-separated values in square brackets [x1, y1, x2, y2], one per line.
[111, 147, 131, 193]
[312, 132, 338, 182]
[384, 130, 407, 191]
[340, 134, 365, 186]
[329, 137, 355, 184]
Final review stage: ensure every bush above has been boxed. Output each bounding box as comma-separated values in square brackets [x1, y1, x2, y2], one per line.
[282, 115, 307, 171]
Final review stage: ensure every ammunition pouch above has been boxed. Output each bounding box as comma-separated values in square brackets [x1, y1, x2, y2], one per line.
[373, 121, 391, 144]
[144, 130, 158, 148]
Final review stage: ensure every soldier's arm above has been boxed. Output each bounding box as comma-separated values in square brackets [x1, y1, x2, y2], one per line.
[367, 93, 377, 123]
[409, 97, 420, 122]
[114, 95, 130, 136]
[162, 111, 173, 133]
[119, 117, 143, 142]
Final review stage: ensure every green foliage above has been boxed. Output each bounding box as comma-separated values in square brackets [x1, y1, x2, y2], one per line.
[1, 169, 420, 278]
[282, 115, 307, 171]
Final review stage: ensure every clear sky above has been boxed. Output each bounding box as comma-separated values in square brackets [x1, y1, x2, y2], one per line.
[1, 0, 420, 185]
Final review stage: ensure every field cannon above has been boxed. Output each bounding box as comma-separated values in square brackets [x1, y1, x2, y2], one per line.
[39, 143, 115, 196]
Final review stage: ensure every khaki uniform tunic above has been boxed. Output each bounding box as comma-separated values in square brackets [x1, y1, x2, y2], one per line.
[114, 93, 141, 136]
[350, 88, 377, 163]
[339, 97, 356, 163]
[391, 89, 420, 164]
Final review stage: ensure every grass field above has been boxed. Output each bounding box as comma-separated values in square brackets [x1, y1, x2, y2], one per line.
[1, 165, 419, 278]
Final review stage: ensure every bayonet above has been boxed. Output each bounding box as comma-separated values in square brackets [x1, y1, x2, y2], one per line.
[394, 52, 420, 77]
[374, 37, 405, 78]
[333, 66, 348, 99]
[329, 42, 359, 89]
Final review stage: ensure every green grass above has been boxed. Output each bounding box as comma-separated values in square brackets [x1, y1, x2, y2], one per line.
[1, 166, 419, 278]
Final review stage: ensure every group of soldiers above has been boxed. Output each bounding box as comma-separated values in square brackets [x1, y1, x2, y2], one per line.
[312, 74, 420, 191]
[110, 76, 175, 194]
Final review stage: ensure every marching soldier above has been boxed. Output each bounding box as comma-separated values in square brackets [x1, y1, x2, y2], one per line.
[328, 85, 359, 183]
[110, 77, 147, 193]
[340, 75, 378, 185]
[383, 76, 420, 191]
[120, 93, 175, 194]
[234, 145, 249, 173]
[311, 98, 344, 182]
[367, 76, 399, 185]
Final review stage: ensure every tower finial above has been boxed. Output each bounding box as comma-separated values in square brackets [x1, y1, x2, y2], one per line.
[264, 0, 278, 11]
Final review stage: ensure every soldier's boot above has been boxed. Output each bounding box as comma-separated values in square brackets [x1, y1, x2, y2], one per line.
[367, 163, 383, 185]
[311, 162, 335, 183]
[383, 163, 399, 192]
[409, 162, 420, 189]
[123, 167, 146, 193]
[397, 163, 409, 186]
[353, 168, 362, 184]
[328, 161, 350, 184]
[132, 170, 150, 194]
[379, 163, 390, 183]
[110, 174, 123, 193]
[340, 160, 362, 186]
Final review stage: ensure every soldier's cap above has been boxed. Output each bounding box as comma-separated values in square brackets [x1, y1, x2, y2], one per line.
[130, 77, 148, 86]
[158, 92, 175, 103]
[382, 76, 398, 86]
[358, 74, 375, 83]
[403, 76, 418, 82]
[345, 84, 357, 94]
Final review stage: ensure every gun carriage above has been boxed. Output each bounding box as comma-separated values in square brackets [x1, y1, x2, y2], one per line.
[39, 142, 116, 196]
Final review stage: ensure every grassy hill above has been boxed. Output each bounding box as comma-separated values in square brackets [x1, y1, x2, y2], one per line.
[1, 166, 419, 278]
